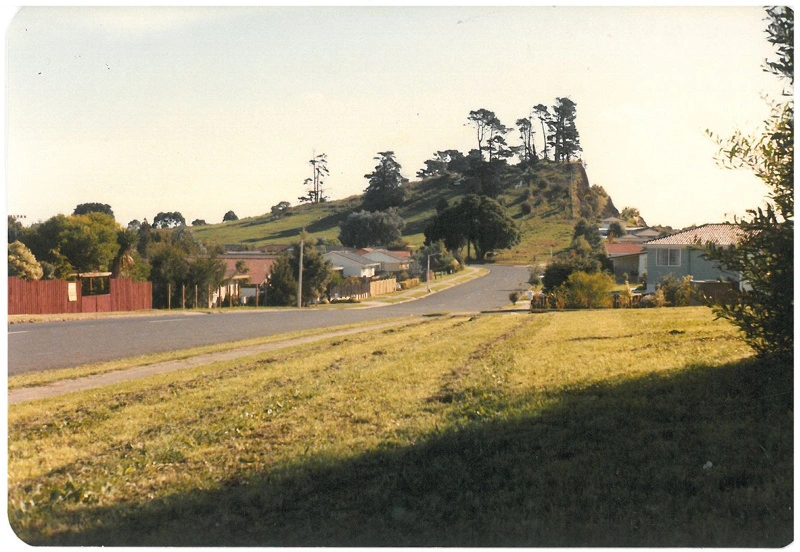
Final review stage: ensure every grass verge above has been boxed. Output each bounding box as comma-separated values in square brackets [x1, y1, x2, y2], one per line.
[7, 317, 414, 390]
[7, 307, 792, 546]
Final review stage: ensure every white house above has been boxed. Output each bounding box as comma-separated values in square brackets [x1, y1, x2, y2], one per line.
[323, 251, 380, 278]
[356, 248, 411, 273]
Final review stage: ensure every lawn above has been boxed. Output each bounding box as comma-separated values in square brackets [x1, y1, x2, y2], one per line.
[7, 307, 792, 546]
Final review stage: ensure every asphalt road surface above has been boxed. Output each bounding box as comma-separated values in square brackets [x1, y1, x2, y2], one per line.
[8, 265, 530, 375]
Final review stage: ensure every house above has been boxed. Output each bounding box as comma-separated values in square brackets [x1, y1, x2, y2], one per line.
[218, 251, 277, 286]
[599, 216, 626, 237]
[604, 242, 646, 283]
[323, 250, 380, 278]
[215, 252, 278, 306]
[356, 248, 411, 273]
[641, 223, 745, 292]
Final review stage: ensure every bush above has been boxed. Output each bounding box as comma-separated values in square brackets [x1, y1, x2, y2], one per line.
[657, 273, 694, 306]
[565, 271, 614, 309]
[521, 200, 533, 215]
[399, 278, 420, 290]
[509, 291, 521, 304]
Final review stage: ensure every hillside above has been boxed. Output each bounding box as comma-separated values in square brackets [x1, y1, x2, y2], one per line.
[192, 161, 619, 264]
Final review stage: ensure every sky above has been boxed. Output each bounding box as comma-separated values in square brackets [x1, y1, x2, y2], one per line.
[5, 4, 786, 230]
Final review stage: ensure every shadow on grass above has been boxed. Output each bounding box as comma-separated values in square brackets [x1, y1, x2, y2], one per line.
[24, 357, 792, 547]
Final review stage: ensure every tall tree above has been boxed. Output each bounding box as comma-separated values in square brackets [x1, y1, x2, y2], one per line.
[515, 115, 537, 166]
[362, 151, 407, 211]
[467, 109, 510, 162]
[153, 211, 186, 228]
[425, 194, 520, 262]
[533, 104, 551, 161]
[338, 209, 406, 248]
[299, 153, 330, 204]
[223, 211, 239, 222]
[73, 203, 114, 218]
[547, 97, 582, 163]
[705, 6, 793, 360]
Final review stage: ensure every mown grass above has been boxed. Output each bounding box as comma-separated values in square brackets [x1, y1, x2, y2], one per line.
[8, 307, 792, 546]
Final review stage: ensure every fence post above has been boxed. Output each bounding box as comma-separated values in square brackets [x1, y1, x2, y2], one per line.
[168, 284, 171, 310]
[182, 285, 186, 309]
[195, 285, 198, 309]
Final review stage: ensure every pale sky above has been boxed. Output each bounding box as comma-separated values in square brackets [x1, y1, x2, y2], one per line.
[5, 5, 784, 229]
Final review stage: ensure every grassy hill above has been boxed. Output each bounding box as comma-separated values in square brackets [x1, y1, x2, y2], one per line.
[192, 161, 617, 264]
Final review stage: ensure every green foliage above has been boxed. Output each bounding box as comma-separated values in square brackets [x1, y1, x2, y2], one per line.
[148, 244, 190, 308]
[425, 194, 520, 262]
[338, 209, 406, 248]
[72, 203, 114, 218]
[8, 240, 43, 280]
[22, 213, 121, 277]
[705, 6, 793, 360]
[266, 255, 297, 307]
[411, 241, 458, 279]
[547, 97, 582, 163]
[362, 151, 408, 212]
[571, 218, 602, 249]
[267, 242, 333, 307]
[607, 221, 625, 238]
[73, 203, 114, 218]
[563, 271, 614, 309]
[153, 212, 186, 229]
[270, 201, 292, 217]
[186, 255, 227, 306]
[542, 254, 602, 292]
[299, 153, 330, 204]
[8, 216, 26, 243]
[111, 228, 140, 279]
[656, 273, 694, 307]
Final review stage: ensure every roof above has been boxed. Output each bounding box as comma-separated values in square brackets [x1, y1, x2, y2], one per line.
[324, 250, 380, 266]
[220, 256, 276, 284]
[643, 224, 745, 247]
[605, 242, 644, 257]
[358, 248, 410, 262]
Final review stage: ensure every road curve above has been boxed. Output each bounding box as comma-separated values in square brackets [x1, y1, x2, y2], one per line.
[8, 265, 530, 375]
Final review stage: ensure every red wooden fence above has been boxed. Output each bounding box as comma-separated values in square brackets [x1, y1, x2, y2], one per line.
[8, 277, 152, 315]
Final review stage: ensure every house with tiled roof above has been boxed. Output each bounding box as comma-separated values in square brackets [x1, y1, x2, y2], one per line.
[642, 223, 745, 292]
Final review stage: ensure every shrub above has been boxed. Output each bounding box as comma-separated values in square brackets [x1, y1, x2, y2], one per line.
[521, 200, 533, 215]
[565, 271, 614, 309]
[657, 273, 694, 306]
[509, 291, 521, 304]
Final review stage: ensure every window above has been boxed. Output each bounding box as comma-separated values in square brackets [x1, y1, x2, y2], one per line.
[656, 248, 681, 267]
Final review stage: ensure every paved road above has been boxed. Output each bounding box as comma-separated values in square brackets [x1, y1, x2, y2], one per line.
[8, 265, 530, 375]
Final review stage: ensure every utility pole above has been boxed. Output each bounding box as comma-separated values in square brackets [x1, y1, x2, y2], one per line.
[427, 254, 431, 292]
[297, 239, 304, 308]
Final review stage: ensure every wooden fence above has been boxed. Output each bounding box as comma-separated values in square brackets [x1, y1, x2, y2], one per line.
[329, 278, 397, 301]
[8, 277, 152, 315]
